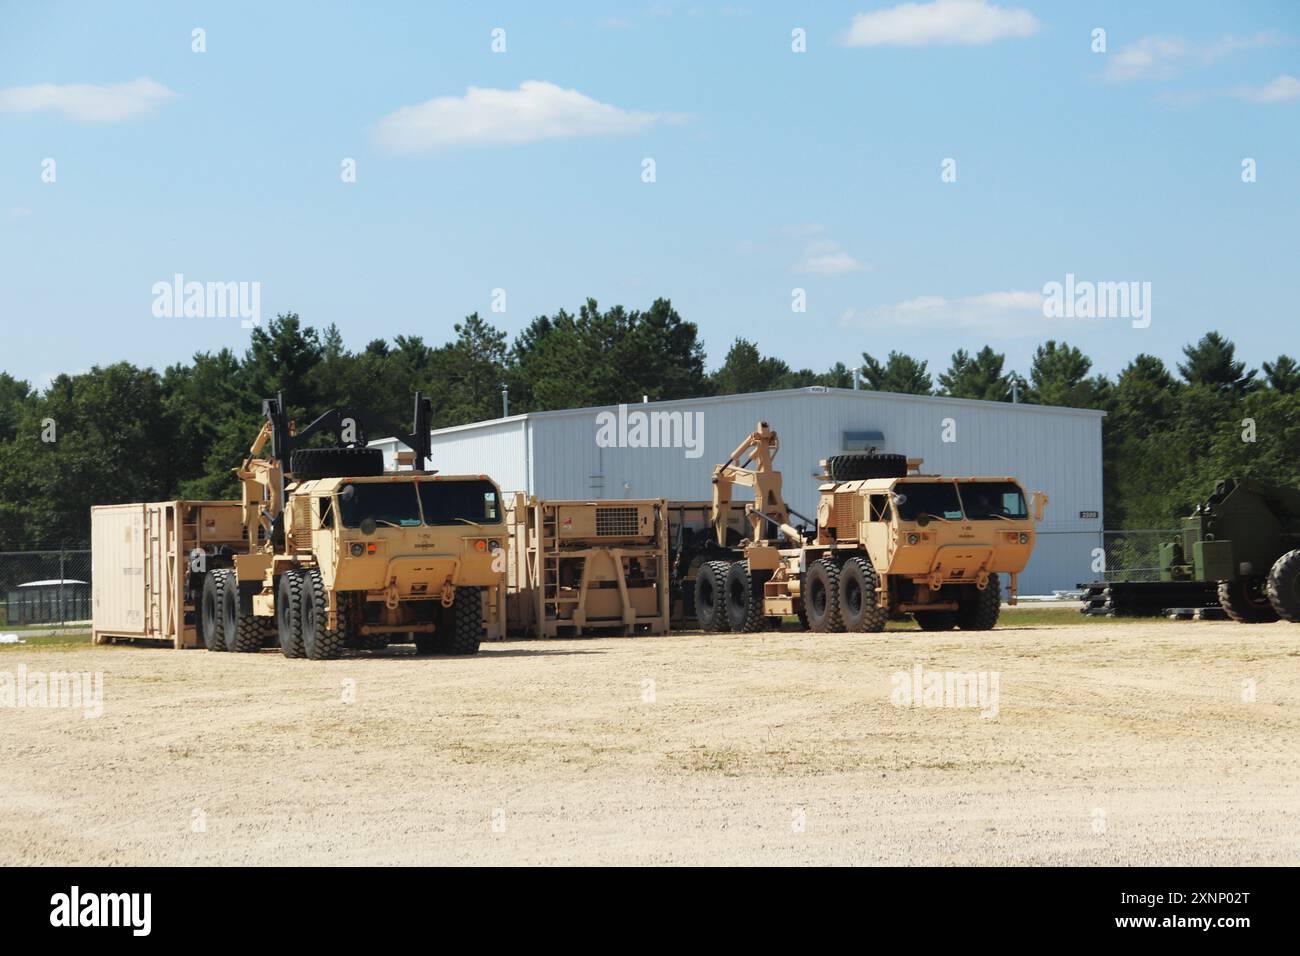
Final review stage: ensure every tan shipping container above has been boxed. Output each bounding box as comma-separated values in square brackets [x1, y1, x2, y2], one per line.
[91, 500, 246, 647]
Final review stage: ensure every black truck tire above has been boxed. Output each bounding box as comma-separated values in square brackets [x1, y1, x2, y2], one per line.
[1266, 550, 1300, 623]
[694, 560, 732, 632]
[200, 569, 230, 652]
[724, 561, 768, 633]
[443, 587, 483, 655]
[1218, 576, 1279, 624]
[301, 569, 345, 659]
[289, 446, 384, 481]
[803, 557, 844, 632]
[838, 556, 887, 632]
[956, 577, 1001, 630]
[825, 453, 908, 482]
[277, 570, 307, 658]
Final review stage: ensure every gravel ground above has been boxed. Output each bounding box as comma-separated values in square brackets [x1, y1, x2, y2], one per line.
[1, 617, 1297, 865]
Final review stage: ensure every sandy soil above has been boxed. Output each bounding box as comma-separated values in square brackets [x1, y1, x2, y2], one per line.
[2, 618, 1298, 866]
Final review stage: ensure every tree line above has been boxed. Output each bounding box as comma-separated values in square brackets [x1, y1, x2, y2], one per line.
[1, 297, 1297, 548]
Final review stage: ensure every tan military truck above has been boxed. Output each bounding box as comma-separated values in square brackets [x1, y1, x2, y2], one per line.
[684, 422, 1046, 633]
[197, 392, 505, 659]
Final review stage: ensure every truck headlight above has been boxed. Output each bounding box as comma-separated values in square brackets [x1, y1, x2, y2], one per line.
[1019, 533, 1029, 545]
[350, 543, 365, 557]
[907, 533, 920, 546]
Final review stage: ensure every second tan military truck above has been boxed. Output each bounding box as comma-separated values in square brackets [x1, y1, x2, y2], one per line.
[679, 422, 1046, 633]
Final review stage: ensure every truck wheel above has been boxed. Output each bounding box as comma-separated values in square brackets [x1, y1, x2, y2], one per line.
[200, 570, 230, 652]
[1266, 550, 1300, 623]
[444, 587, 483, 655]
[1218, 576, 1279, 624]
[694, 561, 732, 632]
[914, 611, 957, 631]
[301, 569, 345, 660]
[804, 557, 844, 632]
[839, 557, 887, 632]
[956, 577, 1001, 630]
[725, 562, 769, 633]
[277, 571, 306, 658]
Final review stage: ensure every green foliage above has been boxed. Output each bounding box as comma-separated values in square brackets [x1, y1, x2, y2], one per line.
[937, 346, 1011, 401]
[1178, 331, 1256, 396]
[859, 351, 933, 395]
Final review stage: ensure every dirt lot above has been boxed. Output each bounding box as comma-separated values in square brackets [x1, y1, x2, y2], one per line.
[2, 613, 1298, 866]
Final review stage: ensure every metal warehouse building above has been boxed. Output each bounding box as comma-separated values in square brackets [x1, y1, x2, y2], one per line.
[374, 387, 1105, 595]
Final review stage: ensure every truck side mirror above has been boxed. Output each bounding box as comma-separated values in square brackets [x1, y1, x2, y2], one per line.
[1033, 491, 1048, 523]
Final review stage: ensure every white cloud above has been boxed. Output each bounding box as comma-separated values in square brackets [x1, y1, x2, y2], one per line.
[797, 251, 864, 275]
[373, 80, 669, 152]
[791, 232, 864, 275]
[841, 290, 1052, 336]
[842, 0, 1039, 48]
[1228, 73, 1300, 103]
[0, 77, 177, 122]
[1102, 31, 1282, 82]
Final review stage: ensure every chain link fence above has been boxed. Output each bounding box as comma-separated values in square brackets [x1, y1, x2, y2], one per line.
[1100, 530, 1177, 583]
[0, 549, 92, 627]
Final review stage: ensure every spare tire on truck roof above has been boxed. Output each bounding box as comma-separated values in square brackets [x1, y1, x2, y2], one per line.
[825, 453, 908, 482]
[289, 446, 385, 481]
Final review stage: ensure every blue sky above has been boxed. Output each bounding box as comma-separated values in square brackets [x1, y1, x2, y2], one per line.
[2, 0, 1297, 389]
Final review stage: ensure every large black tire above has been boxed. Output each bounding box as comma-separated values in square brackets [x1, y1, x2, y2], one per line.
[1218, 576, 1279, 624]
[914, 611, 957, 631]
[289, 446, 384, 481]
[301, 569, 345, 659]
[825, 453, 908, 482]
[956, 577, 1001, 630]
[200, 569, 230, 652]
[725, 561, 769, 633]
[1266, 550, 1300, 623]
[838, 556, 887, 632]
[277, 570, 306, 658]
[443, 587, 483, 655]
[803, 557, 844, 632]
[694, 560, 732, 632]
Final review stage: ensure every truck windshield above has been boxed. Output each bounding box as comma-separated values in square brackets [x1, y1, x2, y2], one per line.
[417, 479, 502, 526]
[958, 482, 1028, 520]
[894, 482, 963, 521]
[338, 482, 422, 528]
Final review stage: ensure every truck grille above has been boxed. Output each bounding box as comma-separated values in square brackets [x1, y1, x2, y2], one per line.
[596, 507, 639, 536]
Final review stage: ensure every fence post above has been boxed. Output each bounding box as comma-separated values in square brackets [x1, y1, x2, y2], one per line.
[58, 544, 66, 626]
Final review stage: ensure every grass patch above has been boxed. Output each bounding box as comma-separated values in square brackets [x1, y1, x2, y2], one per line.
[0, 630, 93, 650]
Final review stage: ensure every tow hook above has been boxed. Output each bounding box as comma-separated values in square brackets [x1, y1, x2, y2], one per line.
[440, 582, 456, 608]
[385, 580, 400, 610]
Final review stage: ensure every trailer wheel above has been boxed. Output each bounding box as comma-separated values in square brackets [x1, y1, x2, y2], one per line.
[724, 562, 769, 633]
[277, 570, 306, 658]
[693, 560, 732, 632]
[200, 570, 230, 652]
[1218, 575, 1279, 624]
[301, 569, 345, 660]
[956, 577, 1001, 630]
[1266, 550, 1300, 623]
[804, 557, 844, 632]
[443, 587, 483, 655]
[914, 611, 957, 631]
[839, 556, 887, 632]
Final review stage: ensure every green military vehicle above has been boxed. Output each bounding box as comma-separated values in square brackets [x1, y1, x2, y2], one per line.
[1160, 477, 1300, 623]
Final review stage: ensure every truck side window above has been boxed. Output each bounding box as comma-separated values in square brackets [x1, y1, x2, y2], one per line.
[318, 497, 333, 529]
[869, 495, 891, 521]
